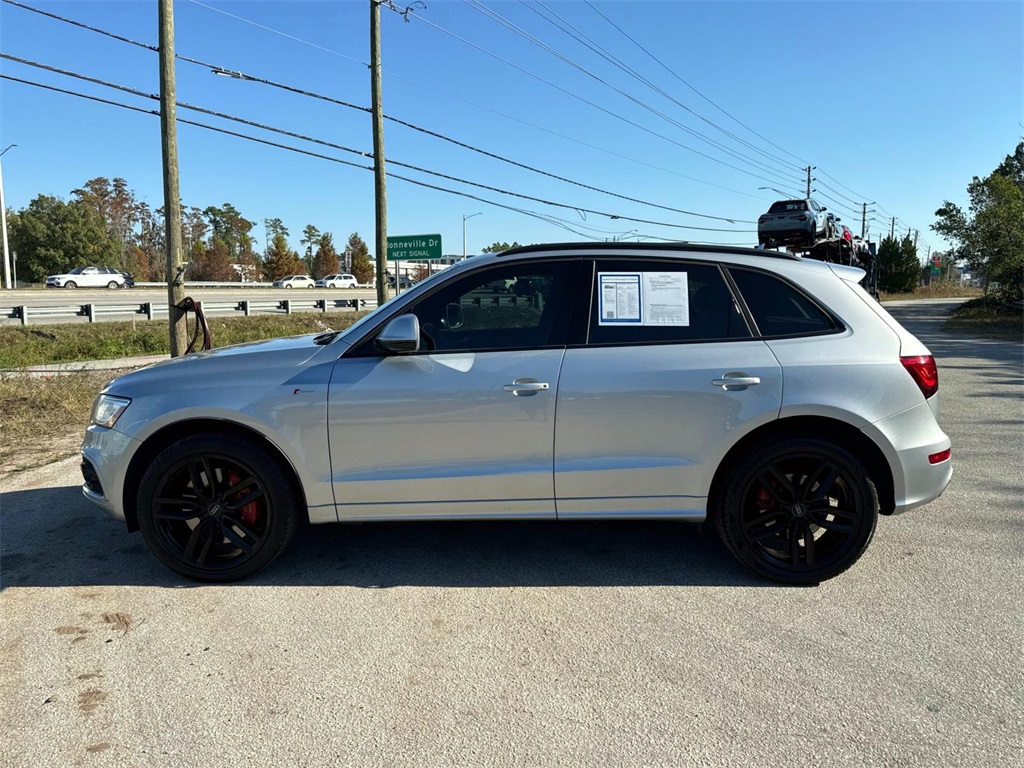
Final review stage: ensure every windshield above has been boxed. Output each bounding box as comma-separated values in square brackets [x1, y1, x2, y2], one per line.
[68, 266, 85, 274]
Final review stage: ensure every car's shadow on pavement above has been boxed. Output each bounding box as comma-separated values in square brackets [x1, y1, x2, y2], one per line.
[1, 485, 768, 589]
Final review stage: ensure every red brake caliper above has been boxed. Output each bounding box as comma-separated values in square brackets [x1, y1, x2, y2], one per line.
[228, 471, 260, 526]
[756, 486, 775, 511]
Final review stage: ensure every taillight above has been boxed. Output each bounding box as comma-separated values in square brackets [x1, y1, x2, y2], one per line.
[901, 355, 938, 399]
[928, 448, 951, 464]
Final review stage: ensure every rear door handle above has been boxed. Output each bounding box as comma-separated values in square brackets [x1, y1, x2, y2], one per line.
[712, 373, 761, 390]
[503, 377, 550, 396]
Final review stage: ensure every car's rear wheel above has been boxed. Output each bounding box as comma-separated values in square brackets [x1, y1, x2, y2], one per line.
[107, 281, 119, 290]
[348, 284, 357, 289]
[714, 436, 878, 584]
[137, 433, 300, 582]
[64, 281, 77, 289]
[307, 284, 314, 288]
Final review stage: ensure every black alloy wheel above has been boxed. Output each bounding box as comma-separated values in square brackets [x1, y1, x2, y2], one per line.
[137, 433, 300, 581]
[715, 436, 878, 584]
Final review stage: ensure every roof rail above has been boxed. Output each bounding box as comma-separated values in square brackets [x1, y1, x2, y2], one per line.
[497, 241, 803, 261]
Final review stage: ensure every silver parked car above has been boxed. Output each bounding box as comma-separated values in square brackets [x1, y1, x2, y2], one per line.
[758, 199, 829, 248]
[81, 243, 951, 584]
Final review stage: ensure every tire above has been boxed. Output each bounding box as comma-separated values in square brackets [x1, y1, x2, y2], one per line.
[136, 432, 301, 582]
[348, 284, 357, 289]
[713, 436, 878, 585]
[285, 284, 293, 289]
[107, 281, 119, 290]
[307, 284, 314, 288]
[64, 281, 77, 289]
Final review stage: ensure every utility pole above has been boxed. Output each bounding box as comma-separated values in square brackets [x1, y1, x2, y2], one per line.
[805, 166, 815, 198]
[890, 217, 895, 239]
[0, 144, 14, 290]
[159, 0, 187, 356]
[370, 0, 388, 307]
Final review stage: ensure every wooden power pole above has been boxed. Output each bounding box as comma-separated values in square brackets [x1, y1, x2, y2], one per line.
[158, 0, 187, 356]
[370, 0, 388, 307]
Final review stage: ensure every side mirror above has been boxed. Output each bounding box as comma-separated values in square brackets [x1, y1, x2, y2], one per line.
[820, 206, 828, 212]
[445, 303, 464, 329]
[375, 314, 420, 354]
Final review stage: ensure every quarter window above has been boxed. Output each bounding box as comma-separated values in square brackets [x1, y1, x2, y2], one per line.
[729, 268, 838, 337]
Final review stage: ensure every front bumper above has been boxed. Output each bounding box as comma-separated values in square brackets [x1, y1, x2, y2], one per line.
[80, 425, 140, 523]
[862, 399, 952, 514]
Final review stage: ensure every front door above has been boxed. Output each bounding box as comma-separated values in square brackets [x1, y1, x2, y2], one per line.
[327, 260, 580, 521]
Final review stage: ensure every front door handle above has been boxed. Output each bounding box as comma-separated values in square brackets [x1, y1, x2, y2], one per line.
[503, 377, 550, 396]
[712, 373, 761, 390]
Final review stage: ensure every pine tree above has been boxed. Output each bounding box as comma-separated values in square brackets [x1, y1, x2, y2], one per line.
[262, 233, 305, 281]
[347, 232, 374, 284]
[312, 232, 339, 279]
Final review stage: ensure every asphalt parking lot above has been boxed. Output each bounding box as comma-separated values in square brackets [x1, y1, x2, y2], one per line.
[1, 300, 1020, 767]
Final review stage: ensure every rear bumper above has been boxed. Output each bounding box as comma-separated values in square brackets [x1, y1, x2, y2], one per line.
[758, 224, 814, 244]
[862, 399, 952, 514]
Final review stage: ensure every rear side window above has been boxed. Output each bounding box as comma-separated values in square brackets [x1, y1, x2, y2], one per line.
[587, 261, 750, 345]
[729, 268, 838, 337]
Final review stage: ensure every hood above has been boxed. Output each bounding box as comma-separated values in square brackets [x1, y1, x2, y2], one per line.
[103, 334, 348, 396]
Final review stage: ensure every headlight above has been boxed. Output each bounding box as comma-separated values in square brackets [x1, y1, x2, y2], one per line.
[90, 394, 132, 428]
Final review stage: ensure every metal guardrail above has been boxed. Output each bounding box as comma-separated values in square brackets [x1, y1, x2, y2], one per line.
[2, 297, 379, 326]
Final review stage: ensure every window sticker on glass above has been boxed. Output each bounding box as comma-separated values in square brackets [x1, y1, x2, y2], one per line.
[599, 273, 642, 324]
[598, 272, 689, 326]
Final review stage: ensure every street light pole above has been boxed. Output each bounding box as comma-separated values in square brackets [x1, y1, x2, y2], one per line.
[0, 144, 16, 290]
[463, 212, 482, 259]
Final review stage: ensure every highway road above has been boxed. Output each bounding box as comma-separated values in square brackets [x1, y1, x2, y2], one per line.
[1, 301, 1020, 767]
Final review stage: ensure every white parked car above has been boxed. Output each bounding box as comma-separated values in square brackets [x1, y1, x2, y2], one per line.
[315, 273, 359, 289]
[82, 242, 951, 584]
[46, 266, 127, 289]
[272, 275, 316, 289]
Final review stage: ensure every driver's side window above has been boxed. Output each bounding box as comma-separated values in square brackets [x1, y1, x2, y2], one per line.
[409, 261, 577, 353]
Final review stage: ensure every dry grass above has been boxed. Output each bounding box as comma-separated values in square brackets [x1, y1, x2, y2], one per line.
[944, 298, 1023, 342]
[881, 282, 983, 302]
[0, 370, 115, 478]
[0, 311, 368, 368]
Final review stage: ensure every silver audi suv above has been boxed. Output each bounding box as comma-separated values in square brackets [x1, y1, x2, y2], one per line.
[81, 243, 951, 584]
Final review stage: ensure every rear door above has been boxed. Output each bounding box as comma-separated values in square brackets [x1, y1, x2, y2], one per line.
[554, 258, 783, 519]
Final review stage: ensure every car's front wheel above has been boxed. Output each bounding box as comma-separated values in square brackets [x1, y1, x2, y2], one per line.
[136, 432, 301, 582]
[285, 284, 293, 289]
[714, 436, 878, 584]
[64, 281, 77, 289]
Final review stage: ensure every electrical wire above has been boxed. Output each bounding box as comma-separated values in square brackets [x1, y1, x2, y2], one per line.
[465, 0, 804, 182]
[521, 0, 805, 176]
[402, 7, 805, 187]
[2, 0, 759, 221]
[582, 0, 809, 167]
[0, 62, 752, 233]
[4, 0, 773, 202]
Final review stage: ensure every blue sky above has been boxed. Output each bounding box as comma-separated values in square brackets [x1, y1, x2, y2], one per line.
[1, 0, 1021, 257]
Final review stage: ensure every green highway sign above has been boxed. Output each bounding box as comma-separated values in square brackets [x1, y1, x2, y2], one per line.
[387, 234, 442, 261]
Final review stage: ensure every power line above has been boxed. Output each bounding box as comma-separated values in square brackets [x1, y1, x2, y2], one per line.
[401, 6, 804, 187]
[582, 0, 809, 167]
[520, 0, 805, 176]
[0, 61, 752, 233]
[16, 0, 769, 201]
[2, 0, 759, 221]
[464, 0, 804, 183]
[0, 73, 698, 242]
